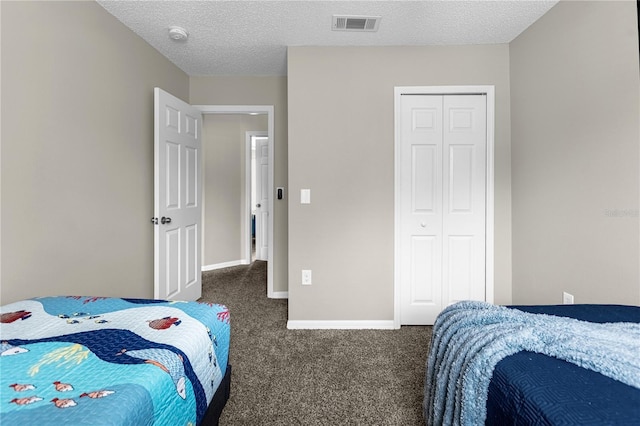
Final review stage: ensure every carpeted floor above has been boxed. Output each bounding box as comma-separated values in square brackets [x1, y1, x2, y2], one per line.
[200, 261, 431, 425]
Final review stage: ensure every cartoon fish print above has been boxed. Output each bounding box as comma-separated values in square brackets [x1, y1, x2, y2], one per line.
[9, 383, 36, 392]
[0, 341, 29, 356]
[0, 310, 32, 323]
[118, 348, 187, 399]
[51, 397, 77, 408]
[53, 381, 74, 392]
[147, 316, 182, 330]
[80, 390, 115, 399]
[66, 319, 81, 324]
[10, 396, 42, 405]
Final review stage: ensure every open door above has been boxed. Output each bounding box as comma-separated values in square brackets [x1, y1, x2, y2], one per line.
[154, 88, 203, 301]
[255, 136, 269, 261]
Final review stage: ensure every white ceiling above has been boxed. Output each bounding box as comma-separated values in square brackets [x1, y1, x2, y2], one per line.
[97, 0, 558, 76]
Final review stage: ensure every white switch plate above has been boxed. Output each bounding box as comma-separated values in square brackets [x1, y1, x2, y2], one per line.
[301, 189, 311, 204]
[302, 269, 312, 285]
[562, 291, 574, 304]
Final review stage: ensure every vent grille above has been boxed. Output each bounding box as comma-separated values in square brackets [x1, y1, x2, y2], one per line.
[332, 15, 381, 32]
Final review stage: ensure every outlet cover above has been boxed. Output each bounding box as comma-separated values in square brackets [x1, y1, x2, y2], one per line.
[302, 270, 312, 285]
[562, 292, 574, 304]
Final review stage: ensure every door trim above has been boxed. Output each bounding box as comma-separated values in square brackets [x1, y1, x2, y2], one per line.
[194, 105, 276, 299]
[393, 86, 495, 328]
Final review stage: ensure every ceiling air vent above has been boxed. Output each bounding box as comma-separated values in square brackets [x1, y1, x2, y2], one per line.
[332, 15, 381, 32]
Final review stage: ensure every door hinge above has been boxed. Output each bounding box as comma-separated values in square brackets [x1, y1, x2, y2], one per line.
[151, 217, 158, 225]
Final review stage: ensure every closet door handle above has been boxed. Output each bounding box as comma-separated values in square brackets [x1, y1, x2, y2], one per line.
[161, 217, 172, 225]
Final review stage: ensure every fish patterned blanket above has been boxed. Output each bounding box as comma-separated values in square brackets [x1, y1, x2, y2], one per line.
[0, 296, 230, 425]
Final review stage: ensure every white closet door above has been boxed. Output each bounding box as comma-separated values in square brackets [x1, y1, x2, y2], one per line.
[399, 94, 486, 325]
[399, 95, 444, 325]
[442, 95, 487, 307]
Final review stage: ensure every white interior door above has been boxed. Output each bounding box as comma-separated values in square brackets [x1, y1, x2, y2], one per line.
[398, 93, 486, 324]
[255, 137, 269, 261]
[154, 88, 203, 301]
[399, 95, 444, 325]
[442, 95, 486, 307]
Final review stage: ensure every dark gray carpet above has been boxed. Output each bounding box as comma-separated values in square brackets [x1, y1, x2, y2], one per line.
[200, 261, 431, 425]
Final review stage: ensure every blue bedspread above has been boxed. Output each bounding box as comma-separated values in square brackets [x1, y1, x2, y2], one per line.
[424, 301, 640, 426]
[487, 304, 640, 425]
[0, 296, 230, 425]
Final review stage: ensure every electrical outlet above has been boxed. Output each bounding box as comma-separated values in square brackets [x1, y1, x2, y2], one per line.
[302, 270, 312, 285]
[562, 292, 574, 305]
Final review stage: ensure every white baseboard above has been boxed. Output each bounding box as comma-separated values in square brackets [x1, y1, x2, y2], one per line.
[202, 259, 249, 271]
[286, 320, 396, 330]
[268, 291, 288, 299]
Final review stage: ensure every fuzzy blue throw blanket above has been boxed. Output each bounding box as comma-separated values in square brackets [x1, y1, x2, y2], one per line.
[424, 301, 640, 426]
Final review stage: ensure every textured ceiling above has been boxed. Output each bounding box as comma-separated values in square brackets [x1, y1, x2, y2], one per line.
[97, 0, 558, 76]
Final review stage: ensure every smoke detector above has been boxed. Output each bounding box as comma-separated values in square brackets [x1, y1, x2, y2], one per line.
[332, 15, 381, 32]
[168, 26, 189, 41]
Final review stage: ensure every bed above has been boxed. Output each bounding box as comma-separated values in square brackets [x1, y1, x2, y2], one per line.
[424, 301, 640, 425]
[0, 296, 231, 425]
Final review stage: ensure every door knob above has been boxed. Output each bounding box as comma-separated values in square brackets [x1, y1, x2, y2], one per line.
[256, 204, 261, 208]
[420, 222, 427, 228]
[161, 217, 172, 225]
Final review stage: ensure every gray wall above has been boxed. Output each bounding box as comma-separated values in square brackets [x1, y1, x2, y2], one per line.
[203, 114, 267, 266]
[190, 76, 288, 293]
[287, 45, 512, 321]
[1, 1, 189, 304]
[510, 1, 640, 304]
[4, 0, 637, 313]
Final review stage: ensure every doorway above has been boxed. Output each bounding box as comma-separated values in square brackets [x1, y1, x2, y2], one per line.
[196, 105, 276, 298]
[393, 86, 495, 327]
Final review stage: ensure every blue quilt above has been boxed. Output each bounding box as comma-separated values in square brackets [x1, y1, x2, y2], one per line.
[0, 296, 230, 425]
[487, 305, 640, 425]
[424, 301, 640, 426]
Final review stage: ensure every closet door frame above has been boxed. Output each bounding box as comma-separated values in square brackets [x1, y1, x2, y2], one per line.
[393, 85, 495, 328]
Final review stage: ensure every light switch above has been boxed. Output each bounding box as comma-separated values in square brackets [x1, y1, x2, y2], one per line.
[301, 189, 311, 204]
